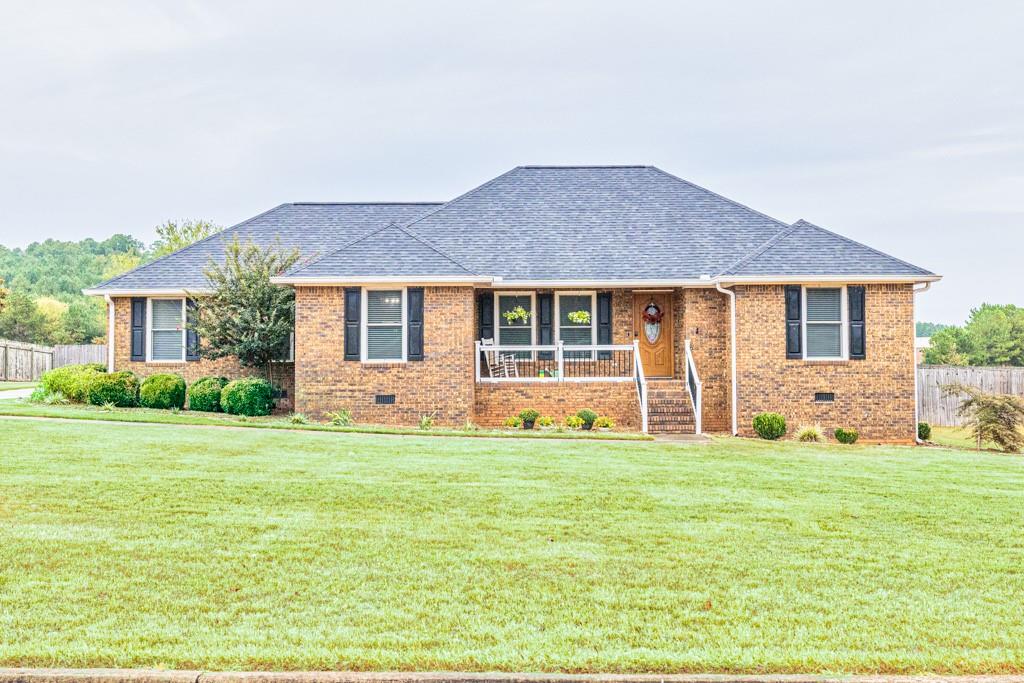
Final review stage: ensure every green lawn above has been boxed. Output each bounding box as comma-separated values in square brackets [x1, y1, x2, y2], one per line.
[1, 418, 1022, 673]
[0, 381, 36, 392]
[930, 424, 1024, 452]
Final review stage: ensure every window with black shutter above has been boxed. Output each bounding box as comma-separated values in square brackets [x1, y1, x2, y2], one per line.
[344, 287, 361, 361]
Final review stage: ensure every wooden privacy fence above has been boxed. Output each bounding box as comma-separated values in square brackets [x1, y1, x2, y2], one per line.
[0, 339, 108, 382]
[917, 365, 1024, 426]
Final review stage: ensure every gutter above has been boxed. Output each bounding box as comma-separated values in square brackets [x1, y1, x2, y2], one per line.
[913, 282, 933, 444]
[715, 282, 739, 436]
[104, 295, 115, 372]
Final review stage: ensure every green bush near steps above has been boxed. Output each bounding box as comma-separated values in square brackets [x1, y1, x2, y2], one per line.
[85, 371, 139, 407]
[753, 412, 787, 440]
[139, 373, 186, 410]
[220, 377, 275, 417]
[188, 376, 228, 412]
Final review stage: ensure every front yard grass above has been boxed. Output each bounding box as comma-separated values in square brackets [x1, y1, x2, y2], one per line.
[0, 381, 37, 392]
[1, 417, 1022, 673]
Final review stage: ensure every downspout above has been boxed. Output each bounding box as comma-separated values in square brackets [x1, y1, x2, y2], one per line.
[104, 295, 115, 372]
[715, 281, 738, 436]
[913, 282, 932, 443]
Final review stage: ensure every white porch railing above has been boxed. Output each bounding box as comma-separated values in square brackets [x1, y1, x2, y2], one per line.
[475, 340, 637, 383]
[684, 338, 702, 435]
[633, 339, 648, 433]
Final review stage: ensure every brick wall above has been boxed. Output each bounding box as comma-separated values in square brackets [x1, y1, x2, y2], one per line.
[681, 288, 731, 432]
[474, 381, 641, 429]
[111, 297, 295, 410]
[294, 285, 476, 426]
[733, 283, 916, 442]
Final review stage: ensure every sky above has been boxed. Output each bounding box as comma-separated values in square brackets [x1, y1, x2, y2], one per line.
[0, 1, 1021, 324]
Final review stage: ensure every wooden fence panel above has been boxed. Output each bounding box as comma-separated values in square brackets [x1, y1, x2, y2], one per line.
[0, 339, 54, 382]
[53, 344, 107, 367]
[917, 366, 1024, 426]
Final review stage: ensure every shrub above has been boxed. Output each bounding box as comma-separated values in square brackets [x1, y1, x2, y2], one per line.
[418, 412, 436, 430]
[188, 376, 228, 412]
[795, 424, 824, 442]
[753, 412, 787, 440]
[565, 415, 584, 429]
[503, 415, 523, 429]
[944, 383, 1024, 453]
[834, 427, 859, 444]
[41, 363, 105, 403]
[917, 421, 932, 441]
[576, 409, 598, 427]
[139, 373, 186, 410]
[220, 377, 274, 416]
[462, 420, 479, 432]
[594, 416, 615, 429]
[326, 409, 353, 426]
[86, 371, 138, 407]
[537, 415, 554, 428]
[288, 413, 309, 424]
[28, 387, 48, 403]
[518, 408, 540, 424]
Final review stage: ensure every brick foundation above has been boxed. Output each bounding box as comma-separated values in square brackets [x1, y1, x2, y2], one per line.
[474, 381, 641, 429]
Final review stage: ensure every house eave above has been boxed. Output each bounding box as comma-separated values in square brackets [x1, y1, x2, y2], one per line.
[269, 275, 495, 286]
[82, 287, 215, 297]
[715, 274, 942, 285]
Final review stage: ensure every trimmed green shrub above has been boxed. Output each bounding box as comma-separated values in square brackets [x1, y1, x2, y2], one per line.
[753, 412, 786, 440]
[85, 371, 138, 407]
[834, 428, 860, 444]
[41, 363, 105, 403]
[576, 408, 598, 428]
[188, 376, 228, 412]
[139, 373, 186, 410]
[795, 424, 824, 442]
[917, 422, 932, 441]
[220, 377, 274, 416]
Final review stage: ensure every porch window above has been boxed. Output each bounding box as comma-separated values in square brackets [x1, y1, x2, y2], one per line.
[149, 298, 185, 362]
[363, 289, 405, 361]
[496, 293, 534, 358]
[557, 292, 595, 360]
[804, 287, 845, 360]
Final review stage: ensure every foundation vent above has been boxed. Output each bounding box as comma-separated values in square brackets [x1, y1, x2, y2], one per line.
[375, 394, 396, 405]
[814, 392, 835, 403]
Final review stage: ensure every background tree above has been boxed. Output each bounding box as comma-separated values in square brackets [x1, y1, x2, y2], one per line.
[924, 326, 973, 365]
[0, 291, 50, 343]
[924, 303, 1024, 366]
[916, 321, 950, 337]
[189, 239, 300, 387]
[150, 219, 222, 259]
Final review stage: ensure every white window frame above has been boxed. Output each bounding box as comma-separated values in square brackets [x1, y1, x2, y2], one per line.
[494, 291, 536, 357]
[555, 290, 597, 361]
[802, 285, 848, 361]
[361, 287, 407, 363]
[146, 297, 186, 363]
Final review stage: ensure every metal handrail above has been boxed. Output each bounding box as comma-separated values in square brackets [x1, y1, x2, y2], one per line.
[684, 338, 702, 435]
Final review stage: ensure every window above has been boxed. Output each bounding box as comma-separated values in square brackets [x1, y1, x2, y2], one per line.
[557, 292, 595, 360]
[496, 292, 534, 358]
[149, 298, 185, 362]
[804, 287, 846, 360]
[273, 331, 295, 363]
[363, 289, 405, 361]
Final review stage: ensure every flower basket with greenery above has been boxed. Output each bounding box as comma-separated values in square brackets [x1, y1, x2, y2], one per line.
[518, 408, 540, 429]
[567, 310, 591, 325]
[576, 408, 598, 430]
[501, 306, 532, 325]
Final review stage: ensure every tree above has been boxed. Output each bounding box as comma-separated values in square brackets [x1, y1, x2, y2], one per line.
[916, 321, 950, 337]
[0, 291, 50, 343]
[944, 383, 1024, 453]
[0, 278, 7, 313]
[964, 304, 1024, 366]
[150, 219, 222, 259]
[924, 326, 972, 366]
[189, 239, 300, 387]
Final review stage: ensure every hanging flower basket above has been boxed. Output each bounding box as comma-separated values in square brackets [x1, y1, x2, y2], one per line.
[502, 305, 532, 325]
[567, 310, 591, 325]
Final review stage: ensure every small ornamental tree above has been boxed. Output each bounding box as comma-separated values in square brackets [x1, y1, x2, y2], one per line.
[943, 383, 1024, 453]
[189, 239, 301, 388]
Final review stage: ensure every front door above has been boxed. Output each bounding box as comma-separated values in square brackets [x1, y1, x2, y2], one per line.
[633, 292, 674, 377]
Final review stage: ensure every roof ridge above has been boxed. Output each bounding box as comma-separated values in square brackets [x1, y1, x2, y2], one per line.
[388, 223, 478, 275]
[289, 201, 443, 206]
[788, 218, 934, 275]
[646, 167, 794, 231]
[399, 166, 524, 232]
[518, 165, 650, 169]
[90, 202, 293, 290]
[716, 223, 801, 277]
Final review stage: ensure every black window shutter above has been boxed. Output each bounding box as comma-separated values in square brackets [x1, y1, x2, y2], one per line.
[477, 290, 494, 341]
[848, 285, 866, 360]
[536, 292, 553, 360]
[407, 287, 424, 361]
[185, 298, 200, 361]
[785, 285, 802, 359]
[597, 291, 612, 360]
[344, 287, 361, 361]
[130, 297, 146, 361]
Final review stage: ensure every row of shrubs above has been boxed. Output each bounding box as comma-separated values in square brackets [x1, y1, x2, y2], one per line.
[502, 408, 615, 431]
[751, 412, 934, 444]
[36, 363, 278, 416]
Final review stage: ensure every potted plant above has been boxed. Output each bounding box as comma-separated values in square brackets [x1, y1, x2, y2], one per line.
[576, 408, 598, 431]
[567, 310, 591, 325]
[502, 306, 532, 325]
[519, 408, 540, 430]
[564, 415, 584, 430]
[537, 415, 555, 430]
[593, 416, 615, 431]
[503, 415, 523, 430]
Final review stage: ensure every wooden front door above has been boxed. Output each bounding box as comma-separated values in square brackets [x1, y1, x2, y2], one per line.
[633, 292, 674, 377]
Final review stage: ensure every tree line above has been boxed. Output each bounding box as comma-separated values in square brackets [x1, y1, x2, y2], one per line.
[923, 304, 1024, 366]
[0, 220, 220, 345]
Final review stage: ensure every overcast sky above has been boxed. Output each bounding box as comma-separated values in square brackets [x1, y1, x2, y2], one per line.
[1, 1, 1021, 323]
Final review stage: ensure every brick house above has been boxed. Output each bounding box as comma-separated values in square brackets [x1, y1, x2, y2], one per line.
[85, 166, 939, 441]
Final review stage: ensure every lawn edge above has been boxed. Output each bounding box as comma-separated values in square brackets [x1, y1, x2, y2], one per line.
[2, 671, 1023, 683]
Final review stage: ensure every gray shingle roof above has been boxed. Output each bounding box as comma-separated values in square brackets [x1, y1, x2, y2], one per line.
[87, 167, 935, 292]
[89, 202, 442, 291]
[286, 223, 477, 278]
